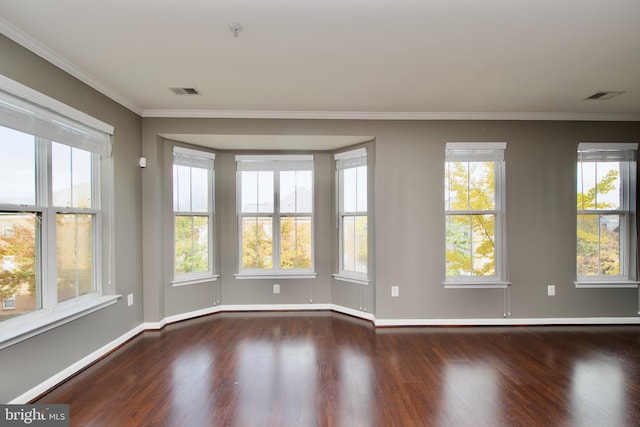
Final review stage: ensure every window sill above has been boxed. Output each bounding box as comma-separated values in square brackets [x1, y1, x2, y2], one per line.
[172, 275, 220, 287]
[0, 294, 121, 350]
[443, 281, 511, 289]
[574, 280, 640, 289]
[332, 274, 370, 285]
[234, 272, 318, 280]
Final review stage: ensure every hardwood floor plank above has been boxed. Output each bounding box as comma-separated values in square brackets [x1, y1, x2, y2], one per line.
[34, 312, 640, 426]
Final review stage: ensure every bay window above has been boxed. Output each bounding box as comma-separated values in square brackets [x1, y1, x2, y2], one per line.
[235, 155, 315, 278]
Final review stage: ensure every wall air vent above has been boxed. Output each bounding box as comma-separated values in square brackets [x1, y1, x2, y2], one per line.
[585, 91, 624, 100]
[169, 87, 201, 95]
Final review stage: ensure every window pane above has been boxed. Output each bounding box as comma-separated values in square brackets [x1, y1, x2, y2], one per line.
[191, 167, 209, 213]
[446, 215, 472, 276]
[0, 126, 36, 205]
[0, 213, 40, 321]
[471, 214, 496, 276]
[175, 215, 209, 274]
[343, 216, 355, 272]
[596, 162, 621, 210]
[281, 171, 312, 213]
[446, 214, 495, 277]
[52, 143, 93, 208]
[241, 217, 273, 269]
[469, 162, 494, 210]
[577, 161, 596, 210]
[343, 168, 357, 212]
[355, 216, 368, 273]
[577, 214, 621, 276]
[445, 162, 470, 211]
[241, 171, 274, 213]
[57, 214, 95, 302]
[175, 165, 191, 212]
[281, 216, 312, 269]
[356, 166, 367, 212]
[258, 171, 274, 213]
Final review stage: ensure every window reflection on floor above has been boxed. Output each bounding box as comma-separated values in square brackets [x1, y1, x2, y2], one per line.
[338, 347, 372, 427]
[438, 362, 503, 427]
[171, 348, 213, 425]
[571, 357, 626, 427]
[234, 339, 317, 427]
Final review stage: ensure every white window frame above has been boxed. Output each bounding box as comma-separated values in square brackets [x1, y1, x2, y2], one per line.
[443, 142, 509, 288]
[2, 295, 16, 310]
[171, 146, 217, 286]
[333, 148, 369, 285]
[234, 155, 317, 279]
[0, 75, 118, 350]
[575, 142, 638, 288]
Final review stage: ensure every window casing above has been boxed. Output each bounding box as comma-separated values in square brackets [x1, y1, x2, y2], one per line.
[172, 147, 216, 285]
[236, 155, 315, 278]
[335, 148, 368, 283]
[444, 142, 508, 286]
[576, 143, 638, 286]
[0, 77, 115, 348]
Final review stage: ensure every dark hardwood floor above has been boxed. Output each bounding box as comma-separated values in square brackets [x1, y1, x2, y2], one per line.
[35, 311, 640, 426]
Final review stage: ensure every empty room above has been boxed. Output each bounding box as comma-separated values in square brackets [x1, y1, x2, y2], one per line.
[1, 1, 640, 425]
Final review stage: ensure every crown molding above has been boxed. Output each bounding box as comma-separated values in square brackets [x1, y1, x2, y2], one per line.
[142, 109, 640, 121]
[0, 17, 143, 116]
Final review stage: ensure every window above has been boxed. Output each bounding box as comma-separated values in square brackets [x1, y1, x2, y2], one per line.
[236, 155, 315, 278]
[0, 76, 115, 346]
[444, 142, 508, 287]
[2, 296, 15, 310]
[172, 146, 216, 284]
[576, 143, 637, 286]
[334, 148, 368, 284]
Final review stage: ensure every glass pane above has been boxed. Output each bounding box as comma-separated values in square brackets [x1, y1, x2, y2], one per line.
[343, 216, 355, 272]
[599, 214, 620, 275]
[356, 166, 367, 212]
[355, 216, 367, 273]
[175, 216, 209, 274]
[469, 162, 494, 210]
[191, 167, 209, 213]
[175, 165, 191, 212]
[281, 171, 313, 214]
[596, 162, 621, 210]
[577, 161, 596, 210]
[281, 216, 312, 269]
[446, 162, 470, 211]
[52, 143, 93, 208]
[343, 168, 357, 212]
[72, 147, 92, 208]
[471, 214, 495, 276]
[0, 126, 36, 205]
[0, 213, 40, 321]
[57, 214, 95, 302]
[446, 215, 472, 276]
[241, 217, 273, 269]
[258, 171, 274, 213]
[280, 171, 296, 213]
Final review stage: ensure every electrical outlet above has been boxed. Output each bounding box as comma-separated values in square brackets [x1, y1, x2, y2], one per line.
[391, 286, 399, 297]
[547, 284, 555, 296]
[273, 284, 280, 294]
[127, 293, 134, 306]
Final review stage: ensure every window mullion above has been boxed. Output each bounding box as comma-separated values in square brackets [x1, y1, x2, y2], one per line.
[273, 171, 281, 270]
[43, 140, 57, 309]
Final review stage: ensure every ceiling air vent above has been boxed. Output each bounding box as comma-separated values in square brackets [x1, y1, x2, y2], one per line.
[585, 91, 624, 100]
[169, 87, 201, 95]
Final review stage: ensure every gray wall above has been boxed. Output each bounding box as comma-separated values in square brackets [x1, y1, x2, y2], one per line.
[0, 35, 143, 403]
[143, 118, 640, 322]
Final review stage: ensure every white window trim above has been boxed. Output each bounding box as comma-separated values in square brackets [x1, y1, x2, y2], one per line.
[444, 142, 508, 287]
[576, 142, 638, 286]
[335, 148, 369, 280]
[236, 155, 316, 276]
[172, 146, 216, 283]
[0, 75, 115, 347]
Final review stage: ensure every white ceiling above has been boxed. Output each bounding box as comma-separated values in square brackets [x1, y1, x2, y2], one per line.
[1, 0, 640, 120]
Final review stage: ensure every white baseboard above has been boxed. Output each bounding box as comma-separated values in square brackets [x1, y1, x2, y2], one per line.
[11, 304, 640, 404]
[9, 324, 145, 404]
[374, 316, 640, 327]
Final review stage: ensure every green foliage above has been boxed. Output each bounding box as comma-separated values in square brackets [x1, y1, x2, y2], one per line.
[175, 216, 209, 274]
[0, 216, 36, 301]
[445, 162, 496, 277]
[241, 218, 272, 269]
